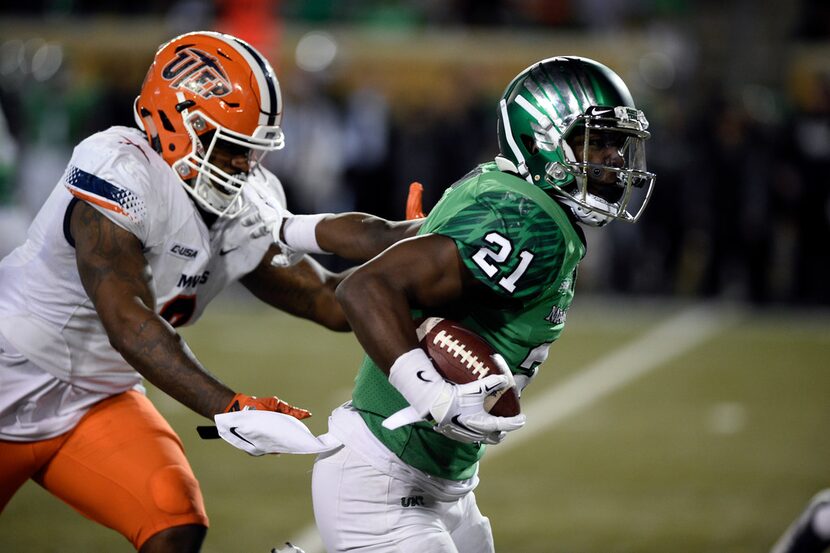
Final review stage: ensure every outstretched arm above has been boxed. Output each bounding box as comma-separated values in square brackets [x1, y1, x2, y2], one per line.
[275, 213, 421, 263]
[239, 181, 424, 331]
[240, 212, 422, 332]
[313, 214, 422, 261]
[71, 201, 307, 419]
[244, 173, 423, 264]
[311, 181, 426, 258]
[240, 243, 353, 331]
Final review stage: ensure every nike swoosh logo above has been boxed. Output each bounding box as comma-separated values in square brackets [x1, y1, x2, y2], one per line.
[229, 426, 256, 446]
[450, 414, 473, 432]
[416, 370, 433, 383]
[484, 382, 501, 393]
[220, 246, 239, 256]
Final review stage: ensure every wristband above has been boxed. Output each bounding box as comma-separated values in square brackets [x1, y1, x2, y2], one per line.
[224, 392, 247, 413]
[388, 348, 444, 418]
[282, 213, 332, 254]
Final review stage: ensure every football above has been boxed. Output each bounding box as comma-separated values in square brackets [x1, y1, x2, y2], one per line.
[415, 317, 520, 417]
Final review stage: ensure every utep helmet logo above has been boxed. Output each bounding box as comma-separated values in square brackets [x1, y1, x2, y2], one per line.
[162, 46, 232, 99]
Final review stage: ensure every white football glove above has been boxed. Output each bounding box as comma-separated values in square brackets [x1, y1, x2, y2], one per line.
[431, 376, 526, 444]
[241, 182, 303, 267]
[382, 349, 526, 444]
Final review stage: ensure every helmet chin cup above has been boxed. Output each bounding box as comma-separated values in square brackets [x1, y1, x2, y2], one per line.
[559, 194, 615, 227]
[193, 171, 245, 218]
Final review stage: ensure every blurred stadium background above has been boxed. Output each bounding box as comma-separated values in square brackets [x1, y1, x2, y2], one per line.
[0, 1, 828, 552]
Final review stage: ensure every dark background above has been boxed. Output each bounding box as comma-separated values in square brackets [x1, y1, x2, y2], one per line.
[1, 0, 828, 305]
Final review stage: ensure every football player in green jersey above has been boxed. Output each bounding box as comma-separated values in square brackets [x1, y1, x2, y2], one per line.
[308, 56, 656, 552]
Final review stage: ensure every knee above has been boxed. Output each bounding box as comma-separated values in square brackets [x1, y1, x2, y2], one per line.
[135, 465, 208, 550]
[139, 524, 206, 553]
[149, 465, 202, 516]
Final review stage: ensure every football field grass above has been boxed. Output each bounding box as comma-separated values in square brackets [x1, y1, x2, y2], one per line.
[1, 296, 828, 552]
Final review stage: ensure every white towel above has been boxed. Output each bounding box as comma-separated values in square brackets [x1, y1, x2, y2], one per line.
[214, 410, 342, 456]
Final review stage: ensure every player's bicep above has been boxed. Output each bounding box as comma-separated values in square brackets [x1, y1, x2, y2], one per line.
[335, 233, 473, 369]
[70, 200, 155, 328]
[360, 233, 471, 308]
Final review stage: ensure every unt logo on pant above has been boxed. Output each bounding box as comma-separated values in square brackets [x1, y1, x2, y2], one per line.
[400, 495, 425, 507]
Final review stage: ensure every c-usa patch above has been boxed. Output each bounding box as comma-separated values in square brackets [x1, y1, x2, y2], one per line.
[169, 243, 199, 259]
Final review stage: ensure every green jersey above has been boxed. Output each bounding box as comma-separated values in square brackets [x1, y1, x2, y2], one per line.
[351, 162, 586, 480]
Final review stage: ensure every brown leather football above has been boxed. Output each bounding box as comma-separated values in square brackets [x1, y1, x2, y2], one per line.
[415, 317, 520, 417]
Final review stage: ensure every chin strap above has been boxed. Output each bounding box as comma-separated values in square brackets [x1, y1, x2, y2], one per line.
[192, 172, 244, 218]
[558, 192, 615, 227]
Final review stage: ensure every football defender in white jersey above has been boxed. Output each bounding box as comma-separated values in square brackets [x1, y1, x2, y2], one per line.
[0, 31, 417, 552]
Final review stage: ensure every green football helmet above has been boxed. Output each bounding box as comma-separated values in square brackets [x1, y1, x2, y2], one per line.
[496, 56, 656, 226]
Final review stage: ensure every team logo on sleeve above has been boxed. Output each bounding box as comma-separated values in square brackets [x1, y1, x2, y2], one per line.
[544, 305, 567, 325]
[162, 46, 231, 98]
[545, 275, 574, 325]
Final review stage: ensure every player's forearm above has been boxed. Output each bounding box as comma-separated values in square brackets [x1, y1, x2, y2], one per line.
[242, 255, 353, 331]
[109, 310, 235, 418]
[314, 214, 421, 261]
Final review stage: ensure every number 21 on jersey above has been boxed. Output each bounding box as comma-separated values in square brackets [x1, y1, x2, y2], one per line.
[471, 231, 534, 293]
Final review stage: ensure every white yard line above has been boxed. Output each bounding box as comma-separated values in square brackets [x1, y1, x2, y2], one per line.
[486, 303, 742, 456]
[288, 303, 742, 552]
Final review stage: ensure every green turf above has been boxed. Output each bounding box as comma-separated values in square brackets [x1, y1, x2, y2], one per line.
[1, 299, 827, 552]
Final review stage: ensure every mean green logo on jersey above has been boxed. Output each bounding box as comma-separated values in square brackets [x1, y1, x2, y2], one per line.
[544, 305, 567, 325]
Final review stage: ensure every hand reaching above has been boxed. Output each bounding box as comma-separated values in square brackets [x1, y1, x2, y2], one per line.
[224, 393, 311, 420]
[242, 179, 304, 267]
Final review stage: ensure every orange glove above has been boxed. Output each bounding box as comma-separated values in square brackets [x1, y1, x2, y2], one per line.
[225, 393, 312, 420]
[406, 181, 426, 220]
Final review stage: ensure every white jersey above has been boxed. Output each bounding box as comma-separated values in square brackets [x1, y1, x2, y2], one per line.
[0, 126, 285, 438]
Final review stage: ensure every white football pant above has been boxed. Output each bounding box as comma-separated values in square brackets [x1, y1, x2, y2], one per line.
[312, 445, 494, 553]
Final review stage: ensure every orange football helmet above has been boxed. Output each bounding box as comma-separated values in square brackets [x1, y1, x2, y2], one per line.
[134, 31, 284, 217]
